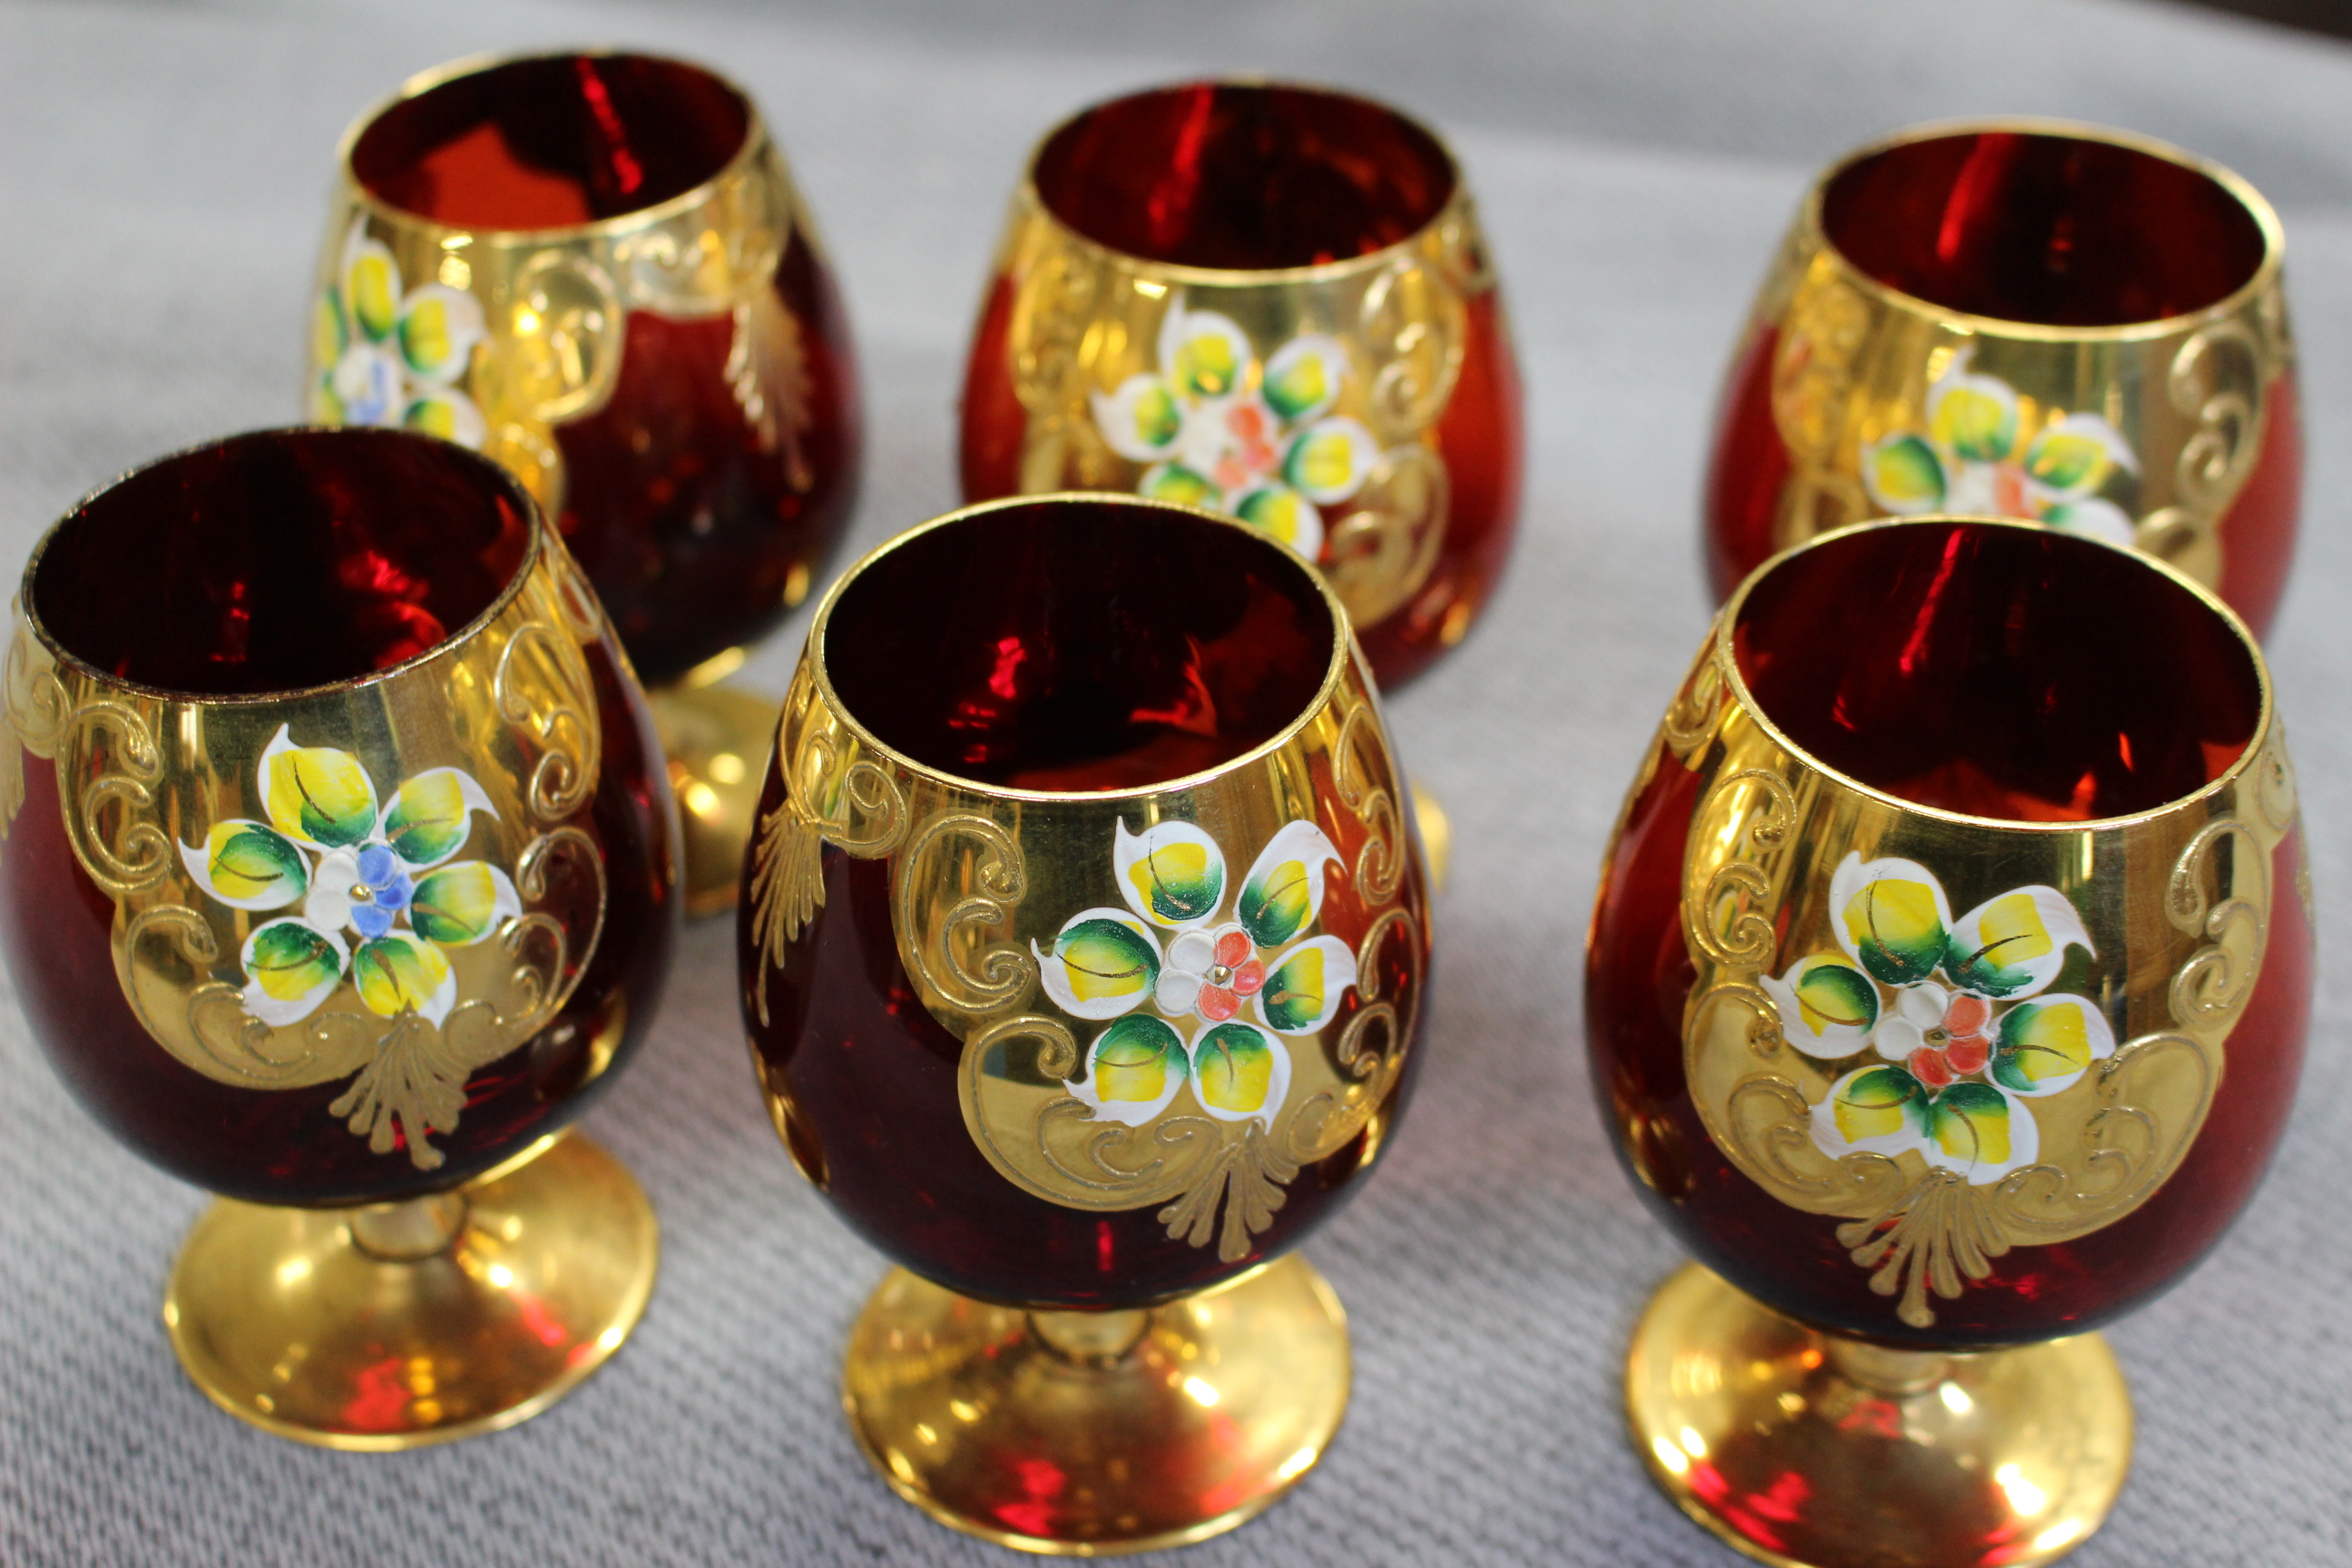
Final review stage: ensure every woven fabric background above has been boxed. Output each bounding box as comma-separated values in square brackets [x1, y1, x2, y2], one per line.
[1, 1, 2347, 1563]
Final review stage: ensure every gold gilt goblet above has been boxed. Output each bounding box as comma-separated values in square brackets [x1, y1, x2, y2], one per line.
[309, 49, 859, 914]
[738, 495, 1433, 1552]
[1589, 517, 2308, 1566]
[1, 428, 681, 1447]
[958, 80, 1528, 882]
[1706, 119, 2298, 637]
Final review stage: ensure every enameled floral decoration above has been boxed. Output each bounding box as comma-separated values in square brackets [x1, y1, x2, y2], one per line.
[1035, 818, 1357, 1134]
[1861, 350, 2139, 548]
[1763, 853, 2111, 1186]
[1092, 297, 1380, 564]
[311, 219, 489, 448]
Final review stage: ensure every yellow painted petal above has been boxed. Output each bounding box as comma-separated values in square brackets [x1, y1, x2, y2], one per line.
[1861, 433, 1946, 514]
[1927, 366, 2019, 462]
[1281, 418, 1379, 505]
[344, 238, 402, 344]
[1261, 335, 1349, 422]
[1233, 485, 1325, 560]
[1112, 818, 1226, 929]
[259, 725, 380, 848]
[1991, 995, 2113, 1097]
[1828, 854, 1953, 987]
[1091, 374, 1187, 462]
[352, 934, 455, 1025]
[397, 284, 485, 385]
[1945, 885, 2091, 999]
[1189, 1021, 1290, 1125]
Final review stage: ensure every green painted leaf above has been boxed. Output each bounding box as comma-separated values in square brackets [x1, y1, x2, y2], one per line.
[185, 820, 309, 909]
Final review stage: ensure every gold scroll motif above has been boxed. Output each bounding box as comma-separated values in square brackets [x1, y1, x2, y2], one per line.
[994, 187, 1494, 626]
[1678, 655, 2299, 1328]
[9, 559, 610, 1171]
[1750, 230, 2293, 593]
[753, 654, 1424, 1262]
[315, 132, 817, 518]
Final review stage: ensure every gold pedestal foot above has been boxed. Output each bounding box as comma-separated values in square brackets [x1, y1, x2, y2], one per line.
[1408, 779, 1450, 892]
[651, 682, 780, 918]
[843, 1255, 1351, 1555]
[164, 1133, 659, 1451]
[1626, 1263, 2131, 1568]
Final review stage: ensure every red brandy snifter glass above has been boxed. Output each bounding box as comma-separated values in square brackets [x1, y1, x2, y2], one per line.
[1, 427, 681, 1448]
[957, 79, 1524, 692]
[1588, 516, 2308, 1567]
[737, 494, 1433, 1553]
[1706, 119, 2298, 638]
[310, 48, 860, 913]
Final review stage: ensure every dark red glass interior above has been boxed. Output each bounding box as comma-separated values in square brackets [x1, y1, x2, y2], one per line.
[33, 428, 531, 695]
[352, 54, 749, 227]
[1822, 130, 2266, 326]
[1734, 523, 2259, 820]
[824, 501, 1334, 791]
[1034, 82, 1455, 269]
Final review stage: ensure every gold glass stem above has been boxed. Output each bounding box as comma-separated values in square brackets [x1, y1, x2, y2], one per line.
[164, 1133, 659, 1451]
[1626, 1262, 2132, 1568]
[650, 681, 781, 917]
[843, 1255, 1351, 1555]
[348, 1191, 469, 1261]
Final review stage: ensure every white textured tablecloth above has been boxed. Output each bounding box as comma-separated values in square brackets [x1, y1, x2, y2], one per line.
[2, 1, 2347, 1563]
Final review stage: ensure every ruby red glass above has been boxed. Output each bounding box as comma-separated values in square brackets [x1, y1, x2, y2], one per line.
[958, 82, 1524, 690]
[1704, 126, 2298, 639]
[3, 428, 679, 1207]
[739, 499, 1423, 1308]
[350, 54, 860, 686]
[1589, 524, 2308, 1346]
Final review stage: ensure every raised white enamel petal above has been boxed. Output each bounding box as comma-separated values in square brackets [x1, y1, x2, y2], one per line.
[1872, 1015, 1926, 1063]
[1112, 818, 1227, 930]
[1895, 983, 1948, 1030]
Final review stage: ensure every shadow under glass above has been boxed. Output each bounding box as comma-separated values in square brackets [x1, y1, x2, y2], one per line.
[352, 54, 750, 228]
[824, 500, 1335, 793]
[1034, 82, 1455, 270]
[34, 428, 533, 696]
[1822, 130, 2266, 327]
[1733, 523, 2260, 821]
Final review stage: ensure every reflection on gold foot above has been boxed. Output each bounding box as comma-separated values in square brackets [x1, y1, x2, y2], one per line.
[1626, 1262, 2131, 1568]
[1409, 779, 1451, 892]
[652, 682, 781, 918]
[164, 1133, 659, 1450]
[843, 1255, 1351, 1555]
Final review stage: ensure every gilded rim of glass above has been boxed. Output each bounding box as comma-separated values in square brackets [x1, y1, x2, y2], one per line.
[20, 425, 549, 709]
[336, 45, 774, 246]
[1714, 513, 2275, 836]
[1801, 115, 2286, 346]
[808, 492, 1355, 807]
[1017, 75, 1475, 289]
